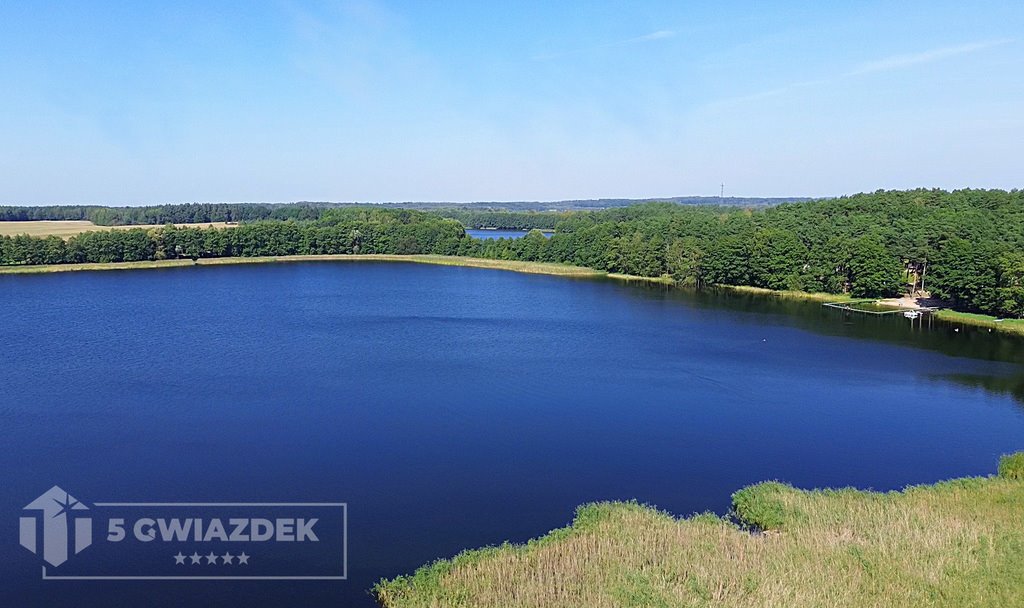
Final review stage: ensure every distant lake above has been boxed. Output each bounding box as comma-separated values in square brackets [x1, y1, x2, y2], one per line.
[466, 228, 552, 239]
[2, 262, 1022, 607]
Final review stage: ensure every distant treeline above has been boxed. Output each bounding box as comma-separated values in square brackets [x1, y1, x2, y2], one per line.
[2, 189, 1022, 317]
[407, 195, 806, 211]
[0, 208, 466, 263]
[0, 203, 327, 225]
[431, 209, 565, 230]
[0, 195, 803, 226]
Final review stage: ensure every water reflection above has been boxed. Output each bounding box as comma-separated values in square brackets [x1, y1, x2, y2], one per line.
[935, 373, 1024, 406]
[611, 280, 1024, 367]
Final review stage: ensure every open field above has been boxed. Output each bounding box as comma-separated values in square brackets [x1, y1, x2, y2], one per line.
[0, 220, 232, 238]
[376, 453, 1024, 608]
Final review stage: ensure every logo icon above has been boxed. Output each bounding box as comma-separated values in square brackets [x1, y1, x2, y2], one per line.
[20, 486, 92, 567]
[18, 486, 347, 580]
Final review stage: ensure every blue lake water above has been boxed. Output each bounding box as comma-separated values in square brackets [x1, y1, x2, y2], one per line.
[2, 262, 1023, 607]
[465, 229, 551, 239]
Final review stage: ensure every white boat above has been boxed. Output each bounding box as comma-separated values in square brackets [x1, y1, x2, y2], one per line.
[903, 310, 921, 319]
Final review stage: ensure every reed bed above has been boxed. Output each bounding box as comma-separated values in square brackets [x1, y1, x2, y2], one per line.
[377, 454, 1024, 608]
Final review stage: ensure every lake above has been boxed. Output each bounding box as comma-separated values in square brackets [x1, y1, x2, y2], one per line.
[2, 262, 1022, 607]
[465, 228, 552, 239]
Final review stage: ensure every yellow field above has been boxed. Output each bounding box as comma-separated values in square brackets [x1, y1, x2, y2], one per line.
[0, 220, 232, 238]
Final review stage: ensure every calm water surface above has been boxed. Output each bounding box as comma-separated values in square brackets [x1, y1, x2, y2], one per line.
[2, 262, 1022, 607]
[465, 228, 551, 239]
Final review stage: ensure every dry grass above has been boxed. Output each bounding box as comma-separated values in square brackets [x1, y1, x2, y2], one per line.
[718, 284, 854, 303]
[0, 259, 197, 274]
[607, 273, 674, 285]
[0, 220, 232, 238]
[377, 454, 1024, 608]
[0, 220, 98, 237]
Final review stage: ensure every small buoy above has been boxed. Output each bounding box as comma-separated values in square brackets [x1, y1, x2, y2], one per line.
[954, 328, 960, 332]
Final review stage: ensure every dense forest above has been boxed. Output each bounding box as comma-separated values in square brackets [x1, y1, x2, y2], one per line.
[1, 189, 1022, 317]
[0, 208, 466, 262]
[0, 202, 326, 224]
[0, 196, 803, 226]
[431, 209, 564, 230]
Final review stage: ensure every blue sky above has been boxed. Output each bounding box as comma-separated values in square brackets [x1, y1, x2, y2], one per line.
[1, 1, 1021, 204]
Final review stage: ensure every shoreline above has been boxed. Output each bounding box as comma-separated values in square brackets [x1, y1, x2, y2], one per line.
[376, 453, 1024, 607]
[934, 309, 1024, 335]
[0, 255, 605, 278]
[715, 283, 855, 303]
[2, 254, 1022, 336]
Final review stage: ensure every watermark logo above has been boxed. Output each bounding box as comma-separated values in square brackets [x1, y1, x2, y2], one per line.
[18, 486, 347, 581]
[20, 486, 93, 567]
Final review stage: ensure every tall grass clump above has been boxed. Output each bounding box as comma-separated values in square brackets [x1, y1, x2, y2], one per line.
[999, 451, 1024, 480]
[730, 481, 800, 530]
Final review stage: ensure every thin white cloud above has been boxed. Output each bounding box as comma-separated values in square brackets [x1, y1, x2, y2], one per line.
[708, 38, 1014, 108]
[848, 39, 1013, 75]
[533, 29, 676, 60]
[636, 30, 675, 42]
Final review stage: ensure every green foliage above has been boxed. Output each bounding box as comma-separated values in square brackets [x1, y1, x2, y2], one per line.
[666, 236, 706, 286]
[3, 189, 1024, 317]
[467, 188, 1024, 315]
[929, 238, 1001, 312]
[731, 482, 802, 530]
[0, 208, 466, 264]
[0, 202, 324, 225]
[748, 228, 808, 291]
[996, 253, 1024, 318]
[431, 209, 564, 230]
[848, 235, 904, 297]
[999, 452, 1024, 480]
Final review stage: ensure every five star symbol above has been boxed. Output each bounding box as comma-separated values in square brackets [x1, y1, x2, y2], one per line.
[175, 550, 250, 565]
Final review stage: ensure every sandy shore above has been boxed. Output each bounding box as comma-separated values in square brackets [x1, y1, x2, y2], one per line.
[876, 295, 945, 310]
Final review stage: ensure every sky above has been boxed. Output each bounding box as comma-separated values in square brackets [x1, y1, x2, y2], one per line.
[0, 1, 1022, 205]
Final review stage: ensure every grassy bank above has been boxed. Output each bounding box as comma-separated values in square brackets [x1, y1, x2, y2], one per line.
[606, 272, 675, 285]
[376, 453, 1024, 608]
[720, 285, 1024, 336]
[935, 309, 1024, 336]
[199, 254, 606, 277]
[717, 283, 855, 303]
[0, 254, 605, 278]
[0, 259, 198, 273]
